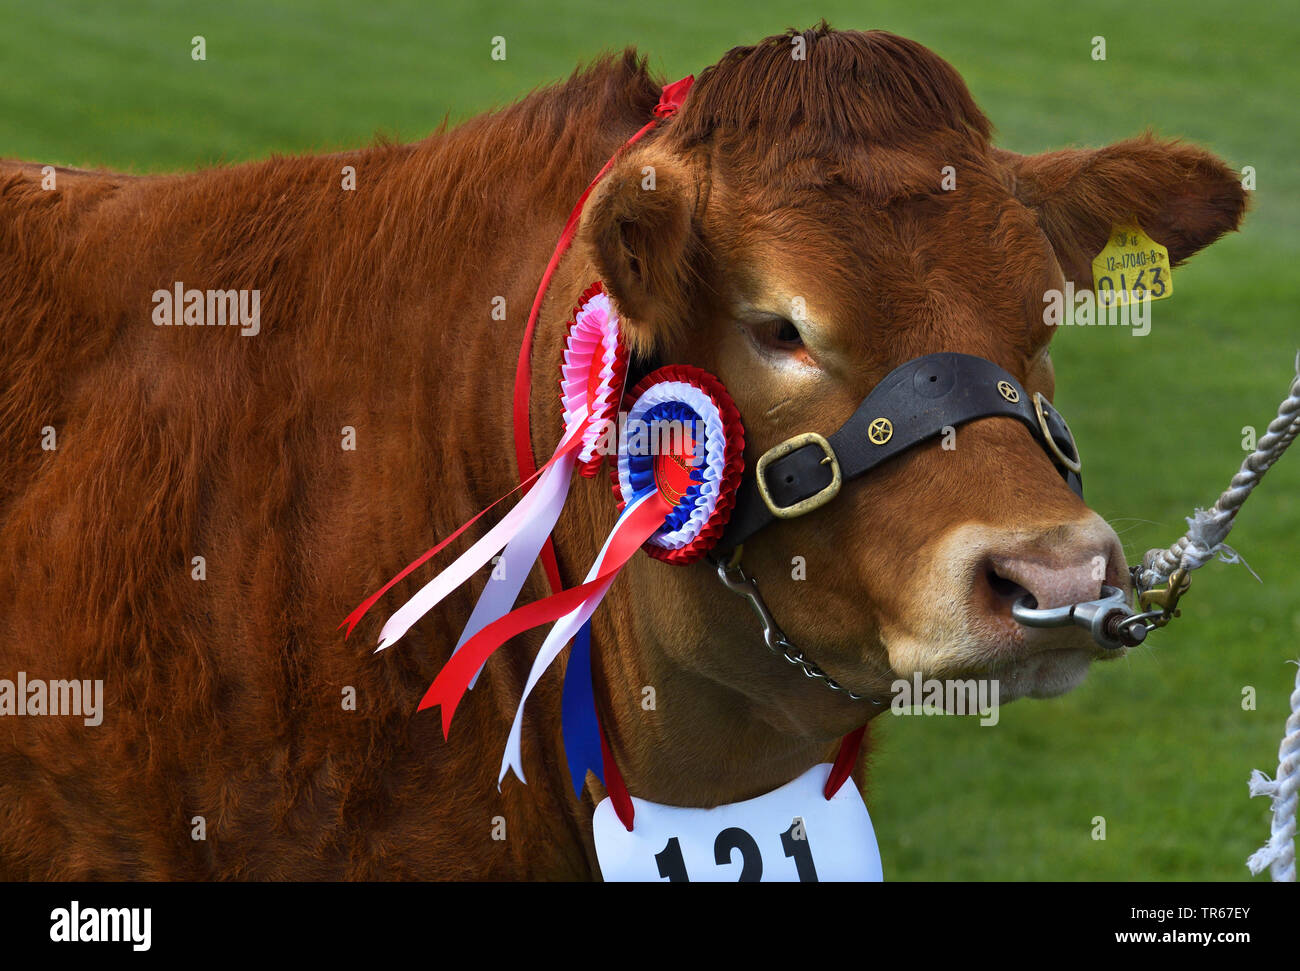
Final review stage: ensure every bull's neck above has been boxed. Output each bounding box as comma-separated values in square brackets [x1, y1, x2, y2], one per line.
[530, 258, 883, 809]
[586, 550, 889, 807]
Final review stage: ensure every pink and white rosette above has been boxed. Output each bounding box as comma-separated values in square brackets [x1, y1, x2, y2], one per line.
[560, 281, 627, 477]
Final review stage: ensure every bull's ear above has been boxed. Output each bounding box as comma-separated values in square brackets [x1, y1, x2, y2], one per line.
[581, 146, 704, 355]
[997, 135, 1247, 288]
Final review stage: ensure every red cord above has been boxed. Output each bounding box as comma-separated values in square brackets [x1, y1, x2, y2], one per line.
[512, 77, 696, 598]
[510, 77, 693, 831]
[825, 725, 867, 799]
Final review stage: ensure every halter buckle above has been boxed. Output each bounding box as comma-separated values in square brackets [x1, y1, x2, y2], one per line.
[755, 432, 842, 519]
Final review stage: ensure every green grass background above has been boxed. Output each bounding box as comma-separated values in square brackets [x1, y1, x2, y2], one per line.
[3, 1, 1296, 880]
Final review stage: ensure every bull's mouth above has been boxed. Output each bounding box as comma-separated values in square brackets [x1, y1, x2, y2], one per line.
[803, 624, 1121, 710]
[843, 579, 1133, 705]
[985, 645, 1101, 700]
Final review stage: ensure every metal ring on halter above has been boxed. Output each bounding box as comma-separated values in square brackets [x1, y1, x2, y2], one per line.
[1032, 392, 1082, 474]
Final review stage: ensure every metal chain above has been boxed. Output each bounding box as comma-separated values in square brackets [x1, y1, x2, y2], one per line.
[714, 556, 881, 704]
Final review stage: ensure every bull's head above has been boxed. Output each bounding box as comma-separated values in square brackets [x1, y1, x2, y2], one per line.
[557, 27, 1245, 801]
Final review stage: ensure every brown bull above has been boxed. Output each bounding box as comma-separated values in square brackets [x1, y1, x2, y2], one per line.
[0, 26, 1244, 879]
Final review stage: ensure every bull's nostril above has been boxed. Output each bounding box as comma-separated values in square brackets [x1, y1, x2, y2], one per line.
[970, 524, 1125, 632]
[987, 568, 1034, 607]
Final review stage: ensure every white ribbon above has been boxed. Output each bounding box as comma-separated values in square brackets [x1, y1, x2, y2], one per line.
[497, 490, 657, 786]
[375, 409, 587, 653]
[453, 449, 578, 689]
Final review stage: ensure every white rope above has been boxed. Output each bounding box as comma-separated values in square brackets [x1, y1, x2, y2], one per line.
[1131, 354, 1300, 882]
[1246, 661, 1299, 882]
[1137, 353, 1300, 589]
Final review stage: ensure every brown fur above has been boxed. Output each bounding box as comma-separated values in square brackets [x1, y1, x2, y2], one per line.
[0, 27, 1245, 879]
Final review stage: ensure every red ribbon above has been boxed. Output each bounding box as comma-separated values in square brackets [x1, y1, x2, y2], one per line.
[340, 421, 588, 640]
[597, 707, 635, 831]
[825, 725, 867, 800]
[419, 491, 674, 735]
[511, 76, 695, 595]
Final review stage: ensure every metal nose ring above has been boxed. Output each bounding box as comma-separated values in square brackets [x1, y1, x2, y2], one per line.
[1011, 584, 1145, 651]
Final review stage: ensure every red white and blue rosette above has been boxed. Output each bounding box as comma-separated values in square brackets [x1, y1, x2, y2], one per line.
[612, 365, 745, 565]
[560, 282, 627, 477]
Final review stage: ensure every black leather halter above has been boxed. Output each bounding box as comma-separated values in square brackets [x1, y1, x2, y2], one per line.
[719, 352, 1083, 551]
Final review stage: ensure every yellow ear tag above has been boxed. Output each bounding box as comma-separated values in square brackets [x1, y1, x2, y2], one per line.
[1092, 222, 1173, 307]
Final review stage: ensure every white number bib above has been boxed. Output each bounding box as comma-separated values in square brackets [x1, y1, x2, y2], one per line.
[593, 763, 883, 882]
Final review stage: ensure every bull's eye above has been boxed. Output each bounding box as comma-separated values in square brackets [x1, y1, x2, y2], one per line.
[774, 318, 802, 346]
[740, 309, 811, 362]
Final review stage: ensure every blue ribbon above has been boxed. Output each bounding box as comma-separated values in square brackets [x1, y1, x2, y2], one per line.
[561, 618, 605, 796]
[561, 488, 665, 796]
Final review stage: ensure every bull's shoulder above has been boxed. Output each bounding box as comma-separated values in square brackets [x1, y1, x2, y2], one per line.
[0, 162, 146, 507]
[0, 161, 145, 269]
[0, 160, 137, 214]
[0, 160, 140, 181]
